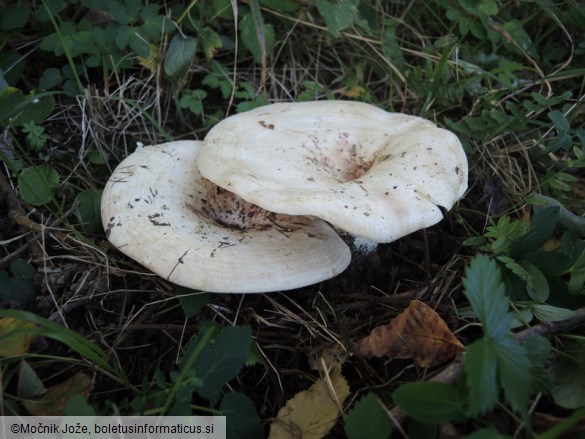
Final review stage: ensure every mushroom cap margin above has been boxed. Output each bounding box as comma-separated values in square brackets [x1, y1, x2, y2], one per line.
[197, 101, 469, 243]
[101, 141, 351, 293]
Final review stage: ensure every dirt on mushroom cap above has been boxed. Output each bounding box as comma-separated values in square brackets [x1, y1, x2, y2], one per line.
[101, 141, 351, 293]
[197, 101, 469, 243]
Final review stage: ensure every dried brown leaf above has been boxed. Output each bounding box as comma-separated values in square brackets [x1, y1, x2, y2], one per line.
[23, 372, 93, 416]
[355, 300, 464, 367]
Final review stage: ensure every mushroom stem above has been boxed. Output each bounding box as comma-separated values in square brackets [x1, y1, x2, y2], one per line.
[337, 231, 379, 257]
[351, 235, 379, 255]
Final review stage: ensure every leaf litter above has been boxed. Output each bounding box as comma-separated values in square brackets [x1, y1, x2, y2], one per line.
[354, 300, 464, 367]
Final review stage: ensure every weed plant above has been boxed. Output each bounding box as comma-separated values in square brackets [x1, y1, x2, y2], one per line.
[1, 0, 585, 438]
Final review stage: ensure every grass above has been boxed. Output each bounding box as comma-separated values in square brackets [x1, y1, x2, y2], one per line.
[1, 0, 585, 437]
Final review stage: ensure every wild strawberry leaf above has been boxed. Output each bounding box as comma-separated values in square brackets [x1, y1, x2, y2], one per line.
[465, 338, 499, 416]
[392, 382, 463, 424]
[221, 392, 263, 439]
[462, 255, 512, 339]
[316, 0, 359, 37]
[186, 325, 252, 399]
[345, 393, 392, 439]
[463, 255, 535, 417]
[494, 336, 532, 416]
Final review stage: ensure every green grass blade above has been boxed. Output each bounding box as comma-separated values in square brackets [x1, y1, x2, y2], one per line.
[0, 309, 126, 383]
[41, 0, 84, 95]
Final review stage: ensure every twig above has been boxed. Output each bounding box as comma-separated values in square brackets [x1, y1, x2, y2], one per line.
[0, 170, 74, 267]
[0, 209, 74, 268]
[0, 170, 45, 263]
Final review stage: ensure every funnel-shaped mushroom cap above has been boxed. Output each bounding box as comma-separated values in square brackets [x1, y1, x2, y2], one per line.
[101, 141, 350, 293]
[197, 101, 468, 243]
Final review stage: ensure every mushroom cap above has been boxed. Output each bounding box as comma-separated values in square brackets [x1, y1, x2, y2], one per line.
[197, 101, 468, 243]
[101, 141, 351, 293]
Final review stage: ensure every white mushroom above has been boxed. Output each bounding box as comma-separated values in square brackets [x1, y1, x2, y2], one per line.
[101, 141, 351, 293]
[197, 101, 468, 244]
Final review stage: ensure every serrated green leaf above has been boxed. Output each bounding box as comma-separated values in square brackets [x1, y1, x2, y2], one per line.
[185, 326, 252, 399]
[235, 93, 268, 113]
[316, 0, 359, 37]
[249, 0, 267, 63]
[176, 287, 209, 318]
[392, 382, 463, 424]
[502, 19, 536, 58]
[494, 336, 532, 416]
[34, 0, 66, 22]
[129, 31, 150, 57]
[107, 0, 132, 24]
[381, 27, 404, 71]
[140, 3, 159, 21]
[462, 255, 512, 339]
[244, 342, 265, 367]
[345, 393, 392, 439]
[18, 164, 59, 206]
[212, 0, 234, 20]
[141, 14, 170, 41]
[485, 215, 529, 254]
[523, 335, 552, 393]
[240, 12, 275, 64]
[10, 259, 35, 280]
[39, 68, 63, 90]
[220, 392, 263, 439]
[497, 255, 529, 280]
[164, 35, 197, 77]
[465, 338, 499, 416]
[115, 25, 132, 50]
[202, 61, 232, 99]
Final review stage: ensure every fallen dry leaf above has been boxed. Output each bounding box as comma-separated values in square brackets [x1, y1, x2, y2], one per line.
[268, 366, 350, 439]
[0, 317, 37, 357]
[23, 372, 93, 416]
[355, 300, 464, 367]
